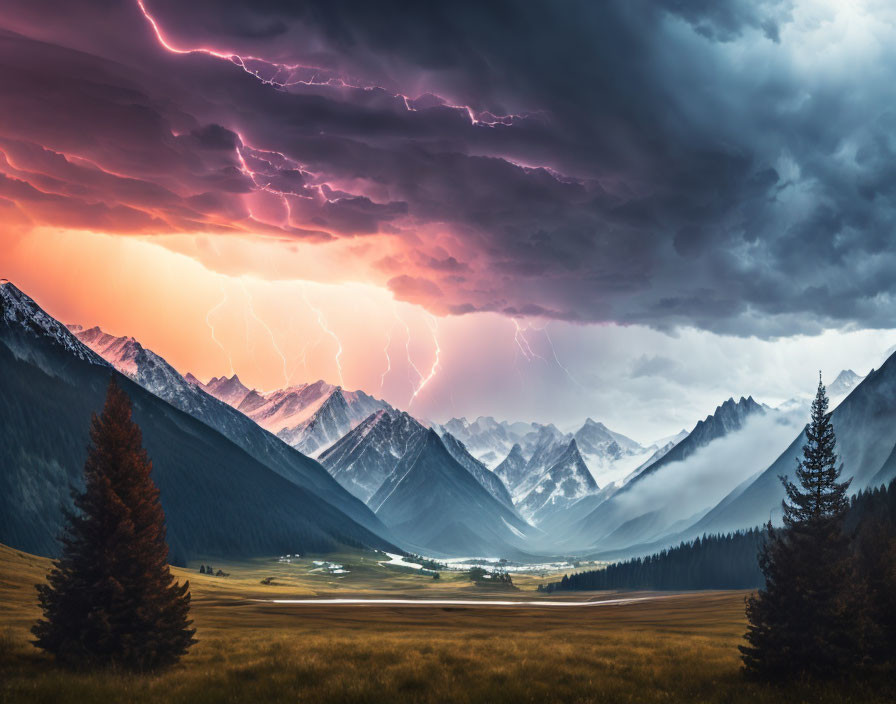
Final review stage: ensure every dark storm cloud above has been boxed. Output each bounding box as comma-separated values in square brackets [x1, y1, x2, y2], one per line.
[1, 0, 894, 336]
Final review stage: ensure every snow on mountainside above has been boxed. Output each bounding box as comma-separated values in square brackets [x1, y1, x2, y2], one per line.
[494, 444, 528, 493]
[775, 370, 866, 415]
[574, 418, 641, 454]
[828, 369, 864, 398]
[573, 418, 660, 488]
[277, 388, 355, 455]
[438, 416, 521, 468]
[319, 409, 424, 502]
[440, 432, 515, 509]
[195, 374, 251, 407]
[515, 440, 598, 523]
[194, 374, 391, 457]
[1, 283, 105, 366]
[368, 429, 533, 556]
[74, 326, 199, 409]
[651, 429, 690, 449]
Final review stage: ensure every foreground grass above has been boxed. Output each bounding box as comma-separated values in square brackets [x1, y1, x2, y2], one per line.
[1, 545, 890, 703]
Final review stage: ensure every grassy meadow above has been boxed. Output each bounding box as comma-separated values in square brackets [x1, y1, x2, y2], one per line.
[1, 543, 890, 703]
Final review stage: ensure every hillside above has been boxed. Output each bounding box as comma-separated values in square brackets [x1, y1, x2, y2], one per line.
[0, 283, 397, 561]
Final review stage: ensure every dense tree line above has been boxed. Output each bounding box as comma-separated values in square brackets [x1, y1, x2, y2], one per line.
[547, 477, 896, 594]
[545, 529, 766, 592]
[550, 375, 896, 678]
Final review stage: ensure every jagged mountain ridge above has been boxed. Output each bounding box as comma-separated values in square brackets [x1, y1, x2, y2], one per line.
[516, 440, 599, 524]
[624, 396, 765, 490]
[0, 283, 397, 560]
[199, 373, 252, 407]
[368, 429, 533, 556]
[193, 374, 391, 456]
[688, 365, 896, 537]
[319, 409, 425, 503]
[70, 324, 389, 540]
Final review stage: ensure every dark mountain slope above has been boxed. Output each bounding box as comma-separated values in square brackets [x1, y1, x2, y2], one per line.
[369, 430, 533, 556]
[625, 396, 764, 489]
[72, 326, 388, 539]
[494, 444, 528, 492]
[441, 432, 515, 509]
[690, 363, 896, 537]
[0, 283, 396, 561]
[319, 409, 424, 502]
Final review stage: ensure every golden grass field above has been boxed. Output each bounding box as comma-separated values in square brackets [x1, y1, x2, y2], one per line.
[1, 543, 891, 703]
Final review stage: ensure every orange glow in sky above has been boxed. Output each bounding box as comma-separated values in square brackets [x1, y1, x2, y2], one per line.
[1, 226, 450, 404]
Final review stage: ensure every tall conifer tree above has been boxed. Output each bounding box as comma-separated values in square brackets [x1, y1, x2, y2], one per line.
[32, 377, 196, 669]
[741, 373, 862, 679]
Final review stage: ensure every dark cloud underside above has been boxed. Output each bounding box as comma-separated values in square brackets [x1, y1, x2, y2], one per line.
[1, 0, 894, 337]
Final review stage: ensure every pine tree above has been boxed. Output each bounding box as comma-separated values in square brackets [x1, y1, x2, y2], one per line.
[32, 377, 196, 670]
[741, 373, 863, 679]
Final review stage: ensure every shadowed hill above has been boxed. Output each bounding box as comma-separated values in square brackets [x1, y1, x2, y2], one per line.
[0, 283, 397, 561]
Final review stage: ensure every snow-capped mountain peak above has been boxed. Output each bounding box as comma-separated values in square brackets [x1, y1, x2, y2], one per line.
[71, 325, 208, 408]
[0, 282, 106, 366]
[200, 374, 252, 407]
[318, 408, 426, 501]
[494, 443, 528, 492]
[195, 375, 392, 457]
[828, 369, 864, 398]
[516, 439, 599, 523]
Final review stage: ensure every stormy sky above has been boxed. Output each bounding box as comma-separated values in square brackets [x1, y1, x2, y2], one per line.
[2, 0, 895, 440]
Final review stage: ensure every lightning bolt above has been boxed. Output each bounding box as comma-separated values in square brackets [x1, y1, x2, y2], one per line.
[394, 306, 424, 394]
[239, 280, 289, 388]
[205, 285, 234, 376]
[512, 319, 546, 362]
[233, 138, 307, 229]
[380, 322, 395, 392]
[301, 286, 345, 387]
[541, 322, 586, 389]
[408, 314, 441, 408]
[136, 0, 528, 128]
[291, 339, 313, 385]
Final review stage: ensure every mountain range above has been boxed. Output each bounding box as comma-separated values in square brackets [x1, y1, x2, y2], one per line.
[689, 365, 896, 537]
[368, 429, 534, 557]
[439, 415, 682, 496]
[70, 325, 386, 539]
[320, 408, 528, 555]
[189, 372, 389, 456]
[0, 283, 396, 562]
[4, 279, 894, 564]
[542, 395, 773, 552]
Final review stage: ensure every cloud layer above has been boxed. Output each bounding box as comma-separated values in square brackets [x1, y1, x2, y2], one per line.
[2, 0, 895, 336]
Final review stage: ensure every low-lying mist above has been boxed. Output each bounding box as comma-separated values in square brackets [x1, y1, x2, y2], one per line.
[613, 409, 805, 530]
